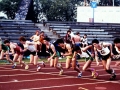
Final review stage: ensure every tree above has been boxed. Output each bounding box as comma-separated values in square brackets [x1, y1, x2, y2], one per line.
[0, 0, 20, 19]
[38, 0, 81, 21]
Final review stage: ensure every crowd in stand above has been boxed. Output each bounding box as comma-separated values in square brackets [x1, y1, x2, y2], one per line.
[0, 28, 120, 80]
[14, 0, 31, 20]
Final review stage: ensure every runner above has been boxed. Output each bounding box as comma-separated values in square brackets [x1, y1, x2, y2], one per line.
[77, 45, 98, 78]
[0, 38, 16, 68]
[19, 36, 43, 71]
[56, 39, 82, 77]
[43, 37, 63, 75]
[4, 39, 29, 69]
[113, 38, 120, 66]
[92, 39, 116, 80]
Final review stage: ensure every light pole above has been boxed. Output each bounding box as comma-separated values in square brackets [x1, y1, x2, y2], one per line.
[90, 1, 97, 23]
[112, 0, 114, 6]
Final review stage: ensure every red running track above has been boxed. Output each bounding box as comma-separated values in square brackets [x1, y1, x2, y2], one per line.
[0, 61, 120, 90]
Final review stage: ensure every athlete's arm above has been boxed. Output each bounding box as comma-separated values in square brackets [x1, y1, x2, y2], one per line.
[0, 44, 2, 51]
[26, 41, 35, 45]
[10, 45, 15, 55]
[50, 44, 57, 59]
[72, 51, 77, 59]
[94, 47, 99, 66]
[63, 44, 72, 56]
[82, 45, 92, 52]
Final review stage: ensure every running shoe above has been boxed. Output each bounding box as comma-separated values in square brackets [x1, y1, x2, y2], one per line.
[78, 72, 82, 78]
[25, 64, 29, 70]
[42, 61, 45, 67]
[59, 57, 62, 59]
[110, 73, 116, 80]
[37, 66, 41, 72]
[93, 72, 99, 79]
[91, 69, 97, 76]
[12, 63, 17, 69]
[59, 69, 63, 75]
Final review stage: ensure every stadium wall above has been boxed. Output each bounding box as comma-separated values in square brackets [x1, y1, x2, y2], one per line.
[77, 6, 120, 23]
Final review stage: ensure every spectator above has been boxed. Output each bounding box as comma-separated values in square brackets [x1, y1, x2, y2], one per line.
[30, 30, 40, 44]
[64, 30, 72, 44]
[72, 32, 82, 46]
[81, 34, 88, 47]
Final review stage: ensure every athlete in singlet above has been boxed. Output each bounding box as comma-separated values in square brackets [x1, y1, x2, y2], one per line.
[77, 45, 98, 78]
[56, 39, 82, 77]
[19, 36, 44, 71]
[0, 38, 16, 68]
[4, 40, 29, 69]
[43, 37, 63, 75]
[92, 39, 116, 80]
[113, 38, 120, 66]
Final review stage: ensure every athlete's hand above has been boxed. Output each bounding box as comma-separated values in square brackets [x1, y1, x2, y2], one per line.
[91, 53, 95, 58]
[61, 53, 65, 56]
[111, 52, 114, 57]
[115, 62, 120, 66]
[61, 53, 64, 56]
[96, 62, 99, 66]
[47, 57, 52, 62]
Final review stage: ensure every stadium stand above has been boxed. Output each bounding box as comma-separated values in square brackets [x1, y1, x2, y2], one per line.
[48, 21, 120, 43]
[0, 20, 39, 43]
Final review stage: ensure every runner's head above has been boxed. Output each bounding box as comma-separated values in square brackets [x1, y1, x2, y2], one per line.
[19, 36, 26, 44]
[92, 39, 99, 48]
[43, 37, 51, 45]
[4, 39, 10, 46]
[114, 38, 120, 48]
[56, 39, 64, 47]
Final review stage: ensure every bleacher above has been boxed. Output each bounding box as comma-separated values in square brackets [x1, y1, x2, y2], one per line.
[48, 22, 120, 43]
[0, 20, 40, 43]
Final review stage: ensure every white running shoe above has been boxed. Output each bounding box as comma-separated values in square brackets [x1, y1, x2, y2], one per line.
[59, 69, 63, 75]
[25, 65, 29, 70]
[37, 66, 41, 72]
[78, 72, 82, 78]
[59, 57, 62, 59]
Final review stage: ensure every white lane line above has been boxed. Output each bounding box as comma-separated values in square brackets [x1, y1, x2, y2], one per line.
[1, 70, 120, 84]
[0, 66, 120, 79]
[19, 81, 112, 90]
[0, 76, 74, 84]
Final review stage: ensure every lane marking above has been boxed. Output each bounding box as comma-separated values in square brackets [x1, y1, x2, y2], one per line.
[0, 66, 120, 84]
[78, 87, 89, 90]
[0, 76, 74, 84]
[19, 81, 111, 90]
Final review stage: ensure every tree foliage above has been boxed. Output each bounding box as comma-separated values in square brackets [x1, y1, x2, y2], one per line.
[0, 0, 119, 21]
[39, 0, 81, 21]
[0, 0, 20, 19]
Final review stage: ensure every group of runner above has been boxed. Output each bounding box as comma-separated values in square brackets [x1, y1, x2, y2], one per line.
[0, 29, 120, 80]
